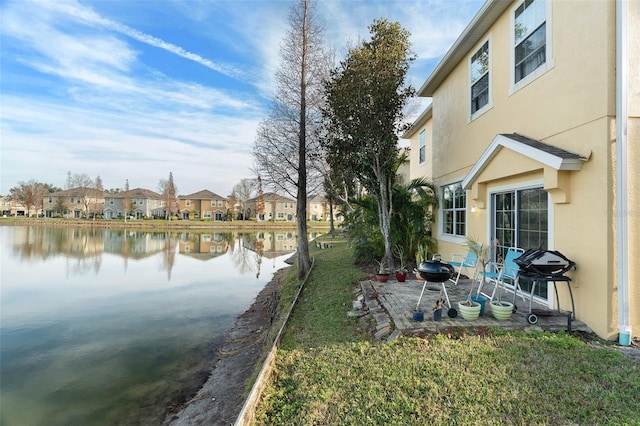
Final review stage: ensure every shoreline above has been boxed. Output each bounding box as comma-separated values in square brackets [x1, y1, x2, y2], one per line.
[163, 265, 292, 425]
[0, 218, 330, 230]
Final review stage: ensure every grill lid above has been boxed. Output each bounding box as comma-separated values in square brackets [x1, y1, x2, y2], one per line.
[514, 249, 575, 275]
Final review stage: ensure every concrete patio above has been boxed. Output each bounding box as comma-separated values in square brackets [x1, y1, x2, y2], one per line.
[358, 275, 592, 339]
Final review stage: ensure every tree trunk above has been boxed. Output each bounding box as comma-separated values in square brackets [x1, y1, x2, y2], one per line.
[376, 167, 395, 271]
[295, 0, 311, 280]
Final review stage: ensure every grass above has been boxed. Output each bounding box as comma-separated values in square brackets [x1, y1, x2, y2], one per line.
[254, 237, 640, 425]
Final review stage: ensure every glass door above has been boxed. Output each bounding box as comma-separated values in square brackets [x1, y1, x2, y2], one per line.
[491, 187, 549, 299]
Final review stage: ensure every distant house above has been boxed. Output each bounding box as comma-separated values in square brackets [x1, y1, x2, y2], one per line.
[103, 188, 163, 219]
[178, 190, 228, 220]
[44, 187, 104, 219]
[1, 196, 27, 217]
[307, 195, 343, 223]
[250, 192, 296, 222]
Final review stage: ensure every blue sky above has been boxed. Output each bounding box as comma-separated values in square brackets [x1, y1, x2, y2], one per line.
[0, 0, 483, 196]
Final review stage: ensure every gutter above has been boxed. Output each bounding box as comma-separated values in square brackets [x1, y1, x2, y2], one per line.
[616, 0, 631, 346]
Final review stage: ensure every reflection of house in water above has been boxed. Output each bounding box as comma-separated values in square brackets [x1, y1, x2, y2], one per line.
[252, 231, 297, 258]
[101, 230, 166, 259]
[178, 232, 230, 260]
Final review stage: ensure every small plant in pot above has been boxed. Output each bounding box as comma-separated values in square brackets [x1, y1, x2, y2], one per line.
[374, 258, 391, 283]
[432, 292, 446, 322]
[490, 283, 514, 321]
[393, 245, 408, 282]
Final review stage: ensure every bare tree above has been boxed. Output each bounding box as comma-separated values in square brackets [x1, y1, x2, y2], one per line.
[158, 172, 178, 220]
[252, 0, 331, 279]
[69, 173, 94, 216]
[123, 179, 130, 221]
[233, 179, 256, 220]
[92, 175, 103, 220]
[10, 180, 39, 217]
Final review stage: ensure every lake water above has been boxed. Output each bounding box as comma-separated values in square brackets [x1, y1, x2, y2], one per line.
[0, 225, 302, 425]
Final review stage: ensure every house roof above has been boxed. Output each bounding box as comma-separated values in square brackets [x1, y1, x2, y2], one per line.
[179, 189, 225, 200]
[104, 188, 162, 199]
[49, 187, 97, 197]
[418, 0, 511, 97]
[462, 133, 589, 189]
[401, 103, 433, 139]
[249, 192, 296, 203]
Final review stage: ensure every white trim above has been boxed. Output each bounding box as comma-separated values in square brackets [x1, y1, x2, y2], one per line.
[487, 181, 554, 308]
[462, 134, 586, 190]
[468, 34, 493, 122]
[509, 0, 555, 96]
[437, 180, 468, 240]
[418, 129, 427, 165]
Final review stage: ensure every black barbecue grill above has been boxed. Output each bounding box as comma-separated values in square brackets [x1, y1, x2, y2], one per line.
[513, 249, 577, 324]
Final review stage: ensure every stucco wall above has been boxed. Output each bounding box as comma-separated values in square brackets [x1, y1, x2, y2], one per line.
[422, 0, 626, 338]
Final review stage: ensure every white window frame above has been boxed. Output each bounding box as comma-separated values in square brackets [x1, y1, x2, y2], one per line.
[509, 0, 554, 95]
[419, 129, 426, 165]
[469, 36, 493, 121]
[438, 180, 467, 243]
[487, 179, 555, 308]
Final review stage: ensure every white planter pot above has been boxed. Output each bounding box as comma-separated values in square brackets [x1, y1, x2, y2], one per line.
[457, 301, 481, 321]
[490, 301, 514, 321]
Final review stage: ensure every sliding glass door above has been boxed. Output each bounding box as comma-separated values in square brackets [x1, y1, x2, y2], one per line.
[492, 187, 549, 299]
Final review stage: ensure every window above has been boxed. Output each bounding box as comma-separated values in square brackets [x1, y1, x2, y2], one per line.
[419, 130, 426, 164]
[470, 40, 490, 115]
[492, 187, 549, 299]
[442, 182, 466, 236]
[513, 0, 548, 84]
[218, 200, 223, 207]
[186, 200, 191, 206]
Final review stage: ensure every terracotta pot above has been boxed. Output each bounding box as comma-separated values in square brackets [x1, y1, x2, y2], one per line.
[375, 272, 390, 283]
[395, 271, 407, 282]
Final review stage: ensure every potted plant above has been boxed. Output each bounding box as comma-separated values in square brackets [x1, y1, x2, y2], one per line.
[490, 281, 514, 321]
[393, 245, 408, 282]
[374, 258, 391, 283]
[457, 235, 485, 320]
[432, 292, 446, 322]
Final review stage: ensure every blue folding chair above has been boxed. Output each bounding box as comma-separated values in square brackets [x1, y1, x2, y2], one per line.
[448, 246, 481, 286]
[477, 247, 525, 301]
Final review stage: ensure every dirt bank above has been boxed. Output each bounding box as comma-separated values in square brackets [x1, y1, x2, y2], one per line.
[163, 266, 290, 426]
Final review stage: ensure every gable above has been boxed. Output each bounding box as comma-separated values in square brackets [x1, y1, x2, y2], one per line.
[462, 133, 589, 206]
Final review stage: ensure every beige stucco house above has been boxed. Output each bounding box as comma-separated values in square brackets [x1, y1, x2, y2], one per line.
[1, 196, 27, 217]
[405, 0, 638, 341]
[251, 192, 297, 222]
[178, 190, 228, 220]
[44, 187, 104, 218]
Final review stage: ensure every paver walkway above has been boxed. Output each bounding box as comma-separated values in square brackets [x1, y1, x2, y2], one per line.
[360, 276, 591, 338]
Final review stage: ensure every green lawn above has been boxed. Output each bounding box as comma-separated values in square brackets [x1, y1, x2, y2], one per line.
[255, 238, 640, 425]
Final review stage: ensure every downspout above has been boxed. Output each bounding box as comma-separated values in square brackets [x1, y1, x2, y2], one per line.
[616, 0, 631, 345]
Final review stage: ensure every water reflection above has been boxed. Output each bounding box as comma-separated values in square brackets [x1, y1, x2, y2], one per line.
[6, 226, 303, 279]
[0, 226, 305, 426]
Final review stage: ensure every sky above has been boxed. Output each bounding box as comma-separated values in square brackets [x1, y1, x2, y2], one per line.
[0, 0, 484, 197]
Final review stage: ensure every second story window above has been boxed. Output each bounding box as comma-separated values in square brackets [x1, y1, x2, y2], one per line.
[186, 200, 191, 206]
[470, 40, 490, 115]
[514, 0, 547, 84]
[419, 130, 426, 164]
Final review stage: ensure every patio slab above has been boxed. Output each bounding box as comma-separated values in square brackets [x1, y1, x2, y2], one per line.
[360, 276, 591, 338]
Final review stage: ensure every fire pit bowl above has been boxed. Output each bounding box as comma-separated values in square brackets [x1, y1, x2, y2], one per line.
[417, 260, 455, 283]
